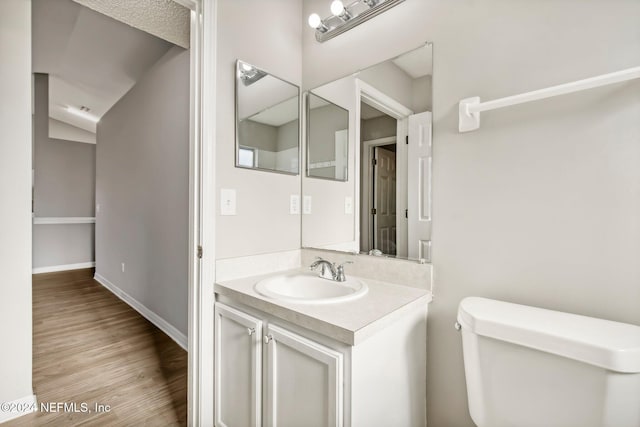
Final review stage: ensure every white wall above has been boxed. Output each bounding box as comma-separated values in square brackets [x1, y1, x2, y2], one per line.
[216, 0, 302, 259]
[0, 0, 33, 410]
[96, 46, 190, 338]
[303, 1, 640, 426]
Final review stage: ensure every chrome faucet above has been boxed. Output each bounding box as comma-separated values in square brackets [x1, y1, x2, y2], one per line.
[309, 257, 353, 282]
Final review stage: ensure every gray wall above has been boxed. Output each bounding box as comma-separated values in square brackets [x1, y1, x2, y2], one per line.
[216, 0, 302, 259]
[96, 46, 190, 336]
[0, 0, 33, 408]
[308, 104, 349, 163]
[303, 0, 640, 426]
[239, 120, 278, 152]
[33, 73, 96, 269]
[277, 119, 299, 151]
[361, 115, 396, 141]
[413, 75, 432, 113]
[49, 118, 96, 144]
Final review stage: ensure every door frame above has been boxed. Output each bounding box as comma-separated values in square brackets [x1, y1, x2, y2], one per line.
[355, 80, 413, 257]
[171, 0, 216, 425]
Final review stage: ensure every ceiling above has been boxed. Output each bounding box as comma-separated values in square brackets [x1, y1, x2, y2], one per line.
[249, 97, 300, 127]
[392, 45, 433, 79]
[73, 0, 190, 49]
[32, 0, 178, 133]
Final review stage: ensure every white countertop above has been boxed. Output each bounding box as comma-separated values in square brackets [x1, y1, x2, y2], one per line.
[215, 268, 432, 346]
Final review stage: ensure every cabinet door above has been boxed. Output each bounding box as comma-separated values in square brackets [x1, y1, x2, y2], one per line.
[214, 303, 262, 427]
[265, 324, 344, 427]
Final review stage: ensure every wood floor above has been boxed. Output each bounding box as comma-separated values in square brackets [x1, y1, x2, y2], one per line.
[6, 269, 187, 427]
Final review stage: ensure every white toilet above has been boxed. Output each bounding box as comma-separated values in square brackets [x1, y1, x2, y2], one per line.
[457, 297, 640, 427]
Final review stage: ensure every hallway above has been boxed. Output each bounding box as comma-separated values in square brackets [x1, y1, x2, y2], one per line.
[6, 269, 187, 426]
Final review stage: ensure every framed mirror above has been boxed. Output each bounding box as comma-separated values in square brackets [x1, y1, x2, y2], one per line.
[302, 43, 433, 261]
[306, 92, 349, 181]
[235, 60, 300, 175]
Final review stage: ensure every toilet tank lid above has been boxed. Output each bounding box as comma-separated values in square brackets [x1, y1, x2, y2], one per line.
[457, 297, 640, 373]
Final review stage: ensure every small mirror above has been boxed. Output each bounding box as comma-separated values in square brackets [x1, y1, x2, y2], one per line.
[306, 92, 349, 181]
[235, 60, 300, 175]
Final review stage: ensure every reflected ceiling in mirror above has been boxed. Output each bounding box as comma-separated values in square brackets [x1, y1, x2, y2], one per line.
[301, 43, 433, 262]
[306, 92, 349, 181]
[235, 60, 300, 175]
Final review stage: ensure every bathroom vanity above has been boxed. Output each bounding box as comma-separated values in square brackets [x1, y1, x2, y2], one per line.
[217, 37, 435, 427]
[214, 270, 431, 427]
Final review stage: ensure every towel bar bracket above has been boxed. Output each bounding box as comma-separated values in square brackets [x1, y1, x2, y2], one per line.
[458, 97, 481, 132]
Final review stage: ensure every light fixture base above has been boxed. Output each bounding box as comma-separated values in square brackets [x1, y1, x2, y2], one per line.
[314, 0, 405, 43]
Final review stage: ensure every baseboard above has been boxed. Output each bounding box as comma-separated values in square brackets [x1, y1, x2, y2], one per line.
[33, 262, 95, 274]
[93, 273, 188, 351]
[0, 394, 37, 423]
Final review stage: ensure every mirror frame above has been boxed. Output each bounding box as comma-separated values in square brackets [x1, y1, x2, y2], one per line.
[305, 91, 350, 182]
[234, 59, 301, 176]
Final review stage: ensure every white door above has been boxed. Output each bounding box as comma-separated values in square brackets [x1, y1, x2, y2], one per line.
[373, 147, 397, 255]
[407, 112, 433, 261]
[214, 303, 263, 427]
[264, 324, 344, 427]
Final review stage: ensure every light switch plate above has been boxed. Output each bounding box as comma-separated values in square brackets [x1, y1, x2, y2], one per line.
[344, 196, 353, 214]
[220, 189, 236, 215]
[290, 195, 300, 215]
[303, 196, 312, 214]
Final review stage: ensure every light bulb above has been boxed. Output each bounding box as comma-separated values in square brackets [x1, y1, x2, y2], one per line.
[241, 62, 253, 72]
[330, 0, 345, 16]
[308, 13, 322, 29]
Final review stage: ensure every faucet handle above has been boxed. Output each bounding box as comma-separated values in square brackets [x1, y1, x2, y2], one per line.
[335, 261, 353, 282]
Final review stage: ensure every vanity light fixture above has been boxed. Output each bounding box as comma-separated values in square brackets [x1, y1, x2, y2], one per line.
[330, 0, 352, 21]
[238, 61, 267, 86]
[308, 0, 405, 43]
[308, 13, 329, 33]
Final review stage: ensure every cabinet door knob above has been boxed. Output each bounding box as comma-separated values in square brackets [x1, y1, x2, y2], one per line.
[264, 334, 273, 344]
[247, 327, 255, 336]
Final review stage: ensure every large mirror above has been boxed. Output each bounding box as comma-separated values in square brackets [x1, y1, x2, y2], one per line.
[302, 43, 433, 261]
[235, 60, 300, 175]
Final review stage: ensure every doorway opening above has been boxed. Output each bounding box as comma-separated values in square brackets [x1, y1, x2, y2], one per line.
[29, 0, 201, 424]
[360, 102, 399, 255]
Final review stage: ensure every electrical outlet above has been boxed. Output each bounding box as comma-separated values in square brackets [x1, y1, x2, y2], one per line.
[121, 262, 125, 273]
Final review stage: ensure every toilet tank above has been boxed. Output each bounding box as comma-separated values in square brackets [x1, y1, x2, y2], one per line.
[457, 297, 640, 427]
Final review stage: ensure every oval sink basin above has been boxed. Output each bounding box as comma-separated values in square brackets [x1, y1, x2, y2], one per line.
[254, 272, 368, 304]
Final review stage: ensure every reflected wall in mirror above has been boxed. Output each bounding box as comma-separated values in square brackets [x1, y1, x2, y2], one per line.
[306, 92, 349, 181]
[302, 43, 433, 261]
[235, 60, 300, 175]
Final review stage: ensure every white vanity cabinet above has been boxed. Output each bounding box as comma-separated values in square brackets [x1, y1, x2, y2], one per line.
[214, 303, 262, 427]
[214, 296, 427, 427]
[215, 303, 345, 427]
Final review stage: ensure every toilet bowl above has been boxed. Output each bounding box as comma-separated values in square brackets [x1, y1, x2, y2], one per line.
[457, 297, 640, 427]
